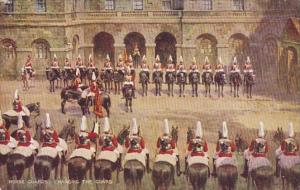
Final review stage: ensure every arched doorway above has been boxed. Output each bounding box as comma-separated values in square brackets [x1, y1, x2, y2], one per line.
[93, 32, 115, 66]
[228, 33, 250, 66]
[0, 38, 17, 75]
[281, 46, 298, 93]
[124, 32, 146, 65]
[155, 32, 176, 67]
[195, 33, 217, 67]
[32, 38, 51, 67]
[262, 37, 278, 83]
[72, 35, 79, 61]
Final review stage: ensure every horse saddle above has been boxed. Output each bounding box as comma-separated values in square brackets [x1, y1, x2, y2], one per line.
[4, 106, 30, 117]
[155, 154, 176, 166]
[97, 150, 118, 163]
[69, 148, 94, 161]
[66, 90, 82, 99]
[13, 146, 34, 158]
[188, 156, 209, 167]
[0, 144, 12, 155]
[124, 153, 146, 167]
[248, 157, 271, 172]
[37, 147, 58, 159]
[215, 157, 237, 168]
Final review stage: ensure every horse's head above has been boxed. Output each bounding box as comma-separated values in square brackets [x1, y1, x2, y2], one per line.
[117, 125, 130, 145]
[187, 127, 194, 144]
[274, 127, 285, 144]
[171, 126, 178, 143]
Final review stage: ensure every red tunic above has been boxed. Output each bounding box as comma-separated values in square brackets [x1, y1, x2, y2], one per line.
[216, 140, 236, 157]
[125, 135, 145, 153]
[280, 140, 299, 156]
[0, 128, 10, 145]
[188, 140, 208, 157]
[75, 131, 97, 149]
[99, 134, 118, 151]
[15, 101, 23, 112]
[90, 83, 98, 93]
[156, 137, 176, 155]
[25, 62, 32, 68]
[40, 130, 59, 148]
[14, 129, 31, 147]
[249, 139, 268, 157]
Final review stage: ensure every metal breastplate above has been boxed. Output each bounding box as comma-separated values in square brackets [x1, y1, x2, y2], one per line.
[44, 130, 54, 144]
[17, 131, 27, 143]
[102, 134, 113, 147]
[254, 139, 266, 154]
[79, 132, 89, 145]
[285, 138, 298, 153]
[192, 139, 205, 152]
[160, 136, 172, 151]
[219, 139, 232, 153]
[129, 136, 141, 150]
[0, 130, 6, 141]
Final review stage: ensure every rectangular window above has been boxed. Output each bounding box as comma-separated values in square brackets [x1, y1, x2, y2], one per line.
[36, 0, 46, 12]
[232, 0, 244, 10]
[105, 0, 114, 10]
[199, 0, 212, 10]
[133, 0, 143, 10]
[162, 0, 172, 10]
[5, 0, 14, 13]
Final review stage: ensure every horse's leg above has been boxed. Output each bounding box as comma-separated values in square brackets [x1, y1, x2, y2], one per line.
[159, 83, 161, 96]
[172, 83, 174, 97]
[183, 84, 185, 97]
[222, 84, 224, 97]
[250, 85, 252, 99]
[196, 84, 198, 97]
[145, 83, 148, 96]
[125, 99, 128, 112]
[114, 82, 117, 95]
[142, 83, 145, 97]
[168, 84, 170, 96]
[237, 85, 239, 97]
[61, 99, 67, 114]
[130, 99, 132, 112]
[192, 84, 194, 97]
[208, 84, 211, 97]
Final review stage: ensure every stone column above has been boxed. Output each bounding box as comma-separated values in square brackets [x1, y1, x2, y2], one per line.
[181, 44, 196, 66]
[176, 44, 183, 64]
[146, 43, 156, 64]
[217, 43, 230, 65]
[80, 43, 94, 64]
[114, 43, 126, 67]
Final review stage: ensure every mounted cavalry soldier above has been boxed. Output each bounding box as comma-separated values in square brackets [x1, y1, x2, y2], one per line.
[185, 121, 209, 173]
[117, 54, 126, 74]
[212, 122, 237, 177]
[202, 56, 211, 70]
[229, 57, 240, 83]
[152, 55, 163, 96]
[156, 119, 180, 175]
[140, 55, 150, 81]
[104, 54, 113, 71]
[75, 54, 83, 68]
[73, 68, 83, 92]
[241, 122, 271, 178]
[153, 55, 162, 71]
[98, 117, 122, 170]
[12, 89, 30, 116]
[0, 111, 17, 155]
[69, 116, 98, 161]
[51, 54, 61, 80]
[122, 75, 136, 99]
[166, 55, 176, 74]
[132, 43, 141, 68]
[64, 54, 73, 73]
[125, 118, 150, 172]
[189, 57, 200, 97]
[275, 122, 300, 177]
[176, 56, 187, 97]
[24, 54, 34, 78]
[14, 113, 39, 154]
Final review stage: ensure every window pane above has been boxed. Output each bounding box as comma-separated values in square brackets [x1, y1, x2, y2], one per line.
[200, 0, 212, 10]
[233, 0, 243, 10]
[5, 0, 14, 13]
[37, 0, 46, 12]
[162, 0, 172, 10]
[105, 0, 114, 10]
[133, 0, 143, 10]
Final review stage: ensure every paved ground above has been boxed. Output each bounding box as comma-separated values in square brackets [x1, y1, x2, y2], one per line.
[0, 78, 299, 190]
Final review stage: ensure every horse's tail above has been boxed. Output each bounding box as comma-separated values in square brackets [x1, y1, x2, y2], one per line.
[217, 164, 238, 190]
[252, 165, 274, 189]
[291, 163, 300, 189]
[94, 160, 113, 180]
[34, 156, 52, 180]
[68, 157, 88, 181]
[124, 160, 145, 189]
[189, 163, 209, 189]
[7, 154, 26, 179]
[102, 94, 111, 108]
[151, 162, 174, 190]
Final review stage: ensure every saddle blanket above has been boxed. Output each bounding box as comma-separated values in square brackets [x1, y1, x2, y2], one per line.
[124, 153, 146, 167]
[13, 146, 33, 157]
[248, 157, 271, 172]
[215, 157, 237, 168]
[4, 106, 30, 117]
[69, 148, 93, 160]
[97, 150, 118, 163]
[37, 147, 58, 159]
[279, 155, 300, 170]
[0, 144, 12, 155]
[155, 154, 176, 166]
[188, 156, 209, 167]
[58, 138, 68, 152]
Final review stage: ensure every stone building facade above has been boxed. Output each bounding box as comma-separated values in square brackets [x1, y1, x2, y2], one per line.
[0, 0, 299, 92]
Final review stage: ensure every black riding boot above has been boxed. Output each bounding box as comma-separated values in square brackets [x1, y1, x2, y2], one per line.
[146, 153, 150, 173]
[275, 158, 280, 177]
[176, 155, 181, 176]
[240, 159, 249, 178]
[211, 158, 217, 177]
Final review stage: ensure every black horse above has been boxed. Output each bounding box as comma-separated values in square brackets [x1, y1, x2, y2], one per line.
[87, 68, 99, 85]
[244, 72, 255, 99]
[46, 68, 61, 93]
[202, 71, 214, 97]
[230, 72, 242, 98]
[62, 68, 75, 88]
[2, 102, 40, 129]
[214, 71, 226, 98]
[114, 69, 125, 95]
[79, 66, 88, 85]
[165, 71, 176, 97]
[189, 71, 200, 97]
[152, 70, 163, 96]
[139, 70, 150, 96]
[177, 71, 187, 97]
[102, 69, 114, 93]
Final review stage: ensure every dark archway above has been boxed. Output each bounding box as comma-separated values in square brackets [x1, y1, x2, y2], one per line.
[262, 37, 278, 83]
[124, 32, 146, 62]
[93, 32, 115, 66]
[155, 32, 177, 67]
[196, 33, 217, 67]
[228, 33, 250, 66]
